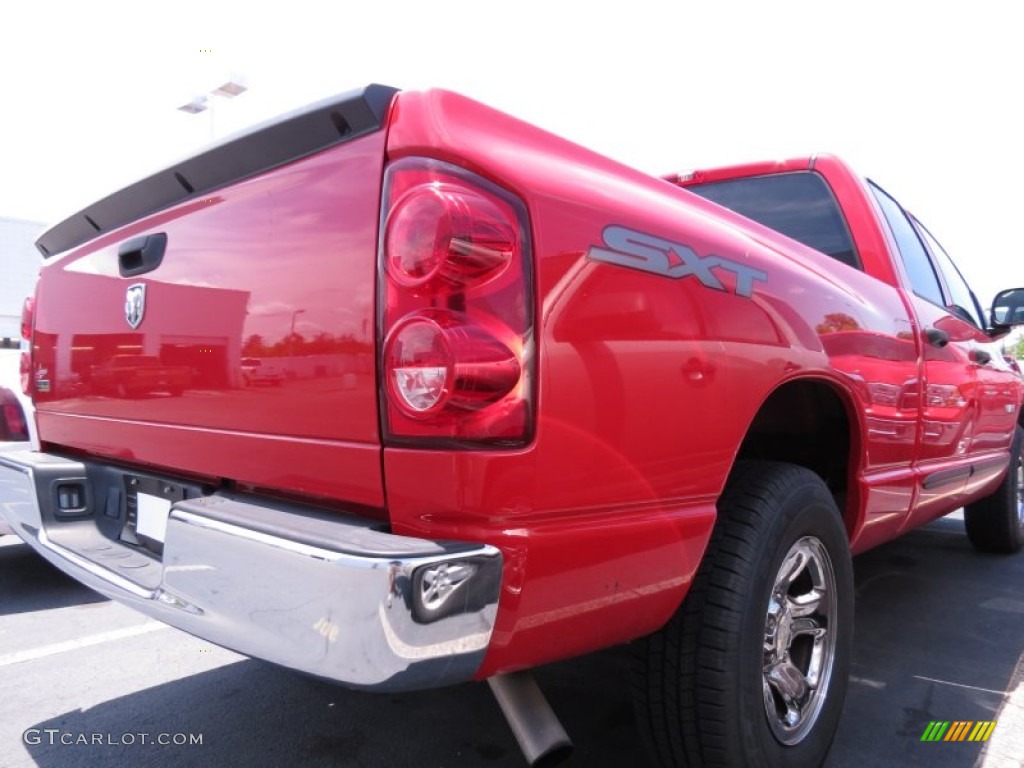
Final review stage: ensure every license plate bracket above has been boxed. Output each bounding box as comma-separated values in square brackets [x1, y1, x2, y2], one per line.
[120, 474, 191, 557]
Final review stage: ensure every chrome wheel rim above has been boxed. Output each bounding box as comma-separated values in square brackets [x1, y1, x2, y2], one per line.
[762, 536, 838, 745]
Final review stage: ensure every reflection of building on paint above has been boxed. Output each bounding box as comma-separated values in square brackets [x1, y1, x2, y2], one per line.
[0, 217, 45, 346]
[35, 273, 248, 393]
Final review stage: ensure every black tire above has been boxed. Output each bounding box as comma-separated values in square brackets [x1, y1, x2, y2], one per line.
[964, 424, 1023, 554]
[632, 461, 854, 768]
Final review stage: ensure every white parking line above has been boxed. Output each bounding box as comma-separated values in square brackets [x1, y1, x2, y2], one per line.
[849, 675, 887, 690]
[912, 675, 1007, 697]
[981, 597, 1024, 615]
[0, 621, 169, 667]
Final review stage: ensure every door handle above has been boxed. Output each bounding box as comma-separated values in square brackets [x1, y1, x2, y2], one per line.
[118, 233, 167, 277]
[924, 327, 949, 348]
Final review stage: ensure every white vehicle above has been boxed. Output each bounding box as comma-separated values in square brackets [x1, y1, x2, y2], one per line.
[0, 348, 36, 535]
[241, 357, 285, 386]
[0, 349, 34, 445]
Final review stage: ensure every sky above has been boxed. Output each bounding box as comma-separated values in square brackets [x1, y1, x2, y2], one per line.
[1, 0, 1022, 329]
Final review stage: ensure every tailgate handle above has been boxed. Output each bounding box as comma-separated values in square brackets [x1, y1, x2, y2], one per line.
[118, 233, 167, 277]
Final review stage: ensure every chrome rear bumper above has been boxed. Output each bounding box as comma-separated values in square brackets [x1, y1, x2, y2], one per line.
[0, 450, 501, 691]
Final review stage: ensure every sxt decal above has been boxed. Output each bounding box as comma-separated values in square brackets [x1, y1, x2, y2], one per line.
[587, 225, 768, 298]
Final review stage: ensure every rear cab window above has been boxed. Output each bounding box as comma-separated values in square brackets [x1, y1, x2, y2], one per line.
[685, 172, 862, 270]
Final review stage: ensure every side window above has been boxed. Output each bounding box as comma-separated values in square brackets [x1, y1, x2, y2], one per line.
[868, 183, 945, 306]
[686, 172, 861, 270]
[912, 217, 984, 328]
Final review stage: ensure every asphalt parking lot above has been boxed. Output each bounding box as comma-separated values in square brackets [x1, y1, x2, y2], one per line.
[1, 512, 1022, 768]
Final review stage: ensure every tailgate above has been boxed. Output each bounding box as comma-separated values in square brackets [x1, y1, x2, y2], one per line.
[30, 86, 396, 509]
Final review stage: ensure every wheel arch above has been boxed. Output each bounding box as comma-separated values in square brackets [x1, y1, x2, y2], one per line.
[733, 376, 862, 538]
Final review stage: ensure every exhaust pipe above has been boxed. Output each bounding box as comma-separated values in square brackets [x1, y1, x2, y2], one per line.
[488, 671, 573, 767]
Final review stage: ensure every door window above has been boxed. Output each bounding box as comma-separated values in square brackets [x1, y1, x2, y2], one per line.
[869, 183, 945, 307]
[911, 217, 985, 328]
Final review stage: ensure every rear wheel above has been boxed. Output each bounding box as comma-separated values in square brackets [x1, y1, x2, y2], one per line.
[633, 461, 853, 768]
[964, 424, 1024, 554]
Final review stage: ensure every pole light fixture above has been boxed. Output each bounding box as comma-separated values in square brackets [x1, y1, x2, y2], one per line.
[177, 77, 248, 138]
[177, 96, 209, 115]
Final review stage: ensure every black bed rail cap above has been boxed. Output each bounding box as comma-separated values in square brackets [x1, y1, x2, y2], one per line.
[36, 83, 400, 258]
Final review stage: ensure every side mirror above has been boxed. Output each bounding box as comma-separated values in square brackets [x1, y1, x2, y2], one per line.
[991, 288, 1024, 327]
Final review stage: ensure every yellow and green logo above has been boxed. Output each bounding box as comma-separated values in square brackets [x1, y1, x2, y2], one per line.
[921, 721, 996, 742]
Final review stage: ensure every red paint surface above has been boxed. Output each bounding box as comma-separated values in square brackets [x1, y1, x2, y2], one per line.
[34, 132, 387, 509]
[29, 88, 1024, 677]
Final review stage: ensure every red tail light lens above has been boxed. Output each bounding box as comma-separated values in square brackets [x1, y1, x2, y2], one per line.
[386, 185, 515, 288]
[20, 296, 33, 396]
[2, 399, 28, 441]
[386, 317, 453, 415]
[384, 313, 522, 418]
[379, 158, 534, 446]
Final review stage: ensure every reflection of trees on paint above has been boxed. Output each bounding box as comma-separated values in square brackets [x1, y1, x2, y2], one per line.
[242, 332, 366, 357]
[815, 313, 860, 334]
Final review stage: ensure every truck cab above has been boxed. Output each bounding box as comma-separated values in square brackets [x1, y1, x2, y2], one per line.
[677, 154, 1022, 550]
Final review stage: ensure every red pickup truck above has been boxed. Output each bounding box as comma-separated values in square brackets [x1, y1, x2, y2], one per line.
[90, 354, 191, 397]
[2, 85, 1022, 768]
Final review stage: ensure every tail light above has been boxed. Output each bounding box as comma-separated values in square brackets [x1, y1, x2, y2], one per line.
[379, 158, 534, 446]
[1, 390, 28, 441]
[20, 296, 33, 396]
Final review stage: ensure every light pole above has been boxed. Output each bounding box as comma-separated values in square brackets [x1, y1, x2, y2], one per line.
[177, 78, 248, 141]
[289, 309, 306, 360]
